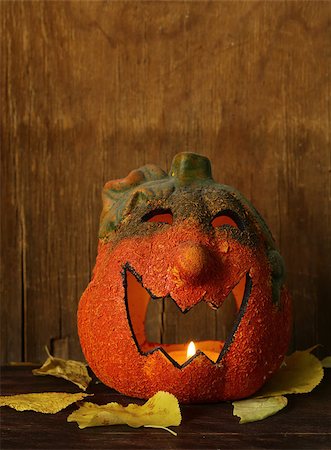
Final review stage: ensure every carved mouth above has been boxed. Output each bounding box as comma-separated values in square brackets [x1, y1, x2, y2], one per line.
[123, 264, 252, 369]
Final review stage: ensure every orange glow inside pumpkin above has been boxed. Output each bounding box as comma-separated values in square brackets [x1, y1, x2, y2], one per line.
[147, 213, 173, 224]
[144, 209, 174, 224]
[126, 270, 246, 366]
[211, 215, 238, 228]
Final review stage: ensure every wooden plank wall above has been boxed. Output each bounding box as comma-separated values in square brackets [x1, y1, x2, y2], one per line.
[1, 1, 330, 363]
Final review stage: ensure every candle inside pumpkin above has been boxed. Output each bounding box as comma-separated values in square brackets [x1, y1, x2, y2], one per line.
[168, 341, 220, 365]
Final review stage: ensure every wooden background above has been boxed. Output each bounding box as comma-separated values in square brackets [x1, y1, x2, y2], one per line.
[1, 1, 330, 364]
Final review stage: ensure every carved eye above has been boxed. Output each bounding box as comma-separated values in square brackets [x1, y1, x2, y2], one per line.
[142, 209, 173, 225]
[211, 211, 243, 230]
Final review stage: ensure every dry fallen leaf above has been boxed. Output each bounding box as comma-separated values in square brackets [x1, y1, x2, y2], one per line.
[233, 396, 288, 424]
[321, 356, 331, 368]
[232, 348, 324, 424]
[32, 347, 92, 391]
[0, 392, 90, 414]
[67, 391, 181, 435]
[257, 348, 324, 398]
[9, 362, 39, 366]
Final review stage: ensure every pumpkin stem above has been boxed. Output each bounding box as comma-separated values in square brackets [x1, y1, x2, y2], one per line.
[169, 152, 213, 186]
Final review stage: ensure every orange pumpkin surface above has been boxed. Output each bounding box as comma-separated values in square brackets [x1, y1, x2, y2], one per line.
[78, 153, 291, 403]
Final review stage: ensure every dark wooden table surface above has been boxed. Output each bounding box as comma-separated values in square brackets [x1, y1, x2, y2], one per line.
[1, 366, 330, 450]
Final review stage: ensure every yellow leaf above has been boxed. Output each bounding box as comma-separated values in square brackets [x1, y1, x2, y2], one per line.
[32, 347, 92, 391]
[257, 349, 324, 398]
[321, 356, 331, 368]
[0, 392, 90, 414]
[233, 396, 288, 424]
[67, 391, 181, 435]
[9, 362, 39, 366]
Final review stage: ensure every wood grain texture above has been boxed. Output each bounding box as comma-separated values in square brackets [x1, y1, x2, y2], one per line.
[1, 1, 330, 363]
[147, 293, 237, 345]
[1, 366, 331, 449]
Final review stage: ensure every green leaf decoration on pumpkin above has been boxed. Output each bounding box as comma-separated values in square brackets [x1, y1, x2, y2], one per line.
[67, 391, 181, 435]
[233, 396, 288, 424]
[232, 347, 324, 424]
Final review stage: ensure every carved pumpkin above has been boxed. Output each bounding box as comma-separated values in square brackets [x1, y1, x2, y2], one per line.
[78, 152, 291, 403]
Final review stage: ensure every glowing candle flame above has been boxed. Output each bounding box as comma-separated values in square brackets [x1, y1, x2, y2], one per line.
[186, 341, 196, 360]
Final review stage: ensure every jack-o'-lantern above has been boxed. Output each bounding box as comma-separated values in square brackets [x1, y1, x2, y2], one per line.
[78, 152, 291, 403]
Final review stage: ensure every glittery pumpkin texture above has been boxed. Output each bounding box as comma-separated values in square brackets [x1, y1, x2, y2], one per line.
[78, 153, 292, 403]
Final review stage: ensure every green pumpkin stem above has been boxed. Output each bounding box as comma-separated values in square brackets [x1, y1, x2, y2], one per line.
[169, 152, 213, 186]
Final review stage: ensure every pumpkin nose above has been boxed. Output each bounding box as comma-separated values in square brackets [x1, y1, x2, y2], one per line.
[175, 242, 213, 282]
